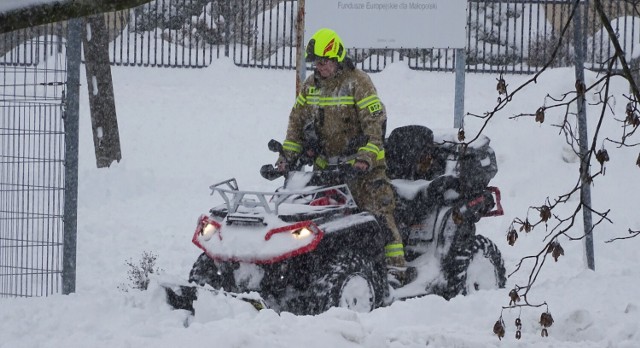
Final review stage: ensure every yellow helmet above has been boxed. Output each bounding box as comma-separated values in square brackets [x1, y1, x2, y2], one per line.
[305, 28, 346, 63]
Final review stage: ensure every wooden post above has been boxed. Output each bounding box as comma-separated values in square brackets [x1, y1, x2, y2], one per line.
[83, 14, 122, 168]
[295, 0, 306, 96]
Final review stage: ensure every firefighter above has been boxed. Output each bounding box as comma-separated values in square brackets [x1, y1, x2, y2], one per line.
[277, 28, 412, 286]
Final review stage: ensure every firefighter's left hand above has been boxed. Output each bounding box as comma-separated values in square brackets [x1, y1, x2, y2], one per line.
[353, 160, 369, 172]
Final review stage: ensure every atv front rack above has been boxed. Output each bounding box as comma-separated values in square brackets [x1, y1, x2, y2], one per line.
[209, 178, 357, 216]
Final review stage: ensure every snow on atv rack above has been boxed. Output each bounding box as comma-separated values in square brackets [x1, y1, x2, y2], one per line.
[208, 177, 358, 218]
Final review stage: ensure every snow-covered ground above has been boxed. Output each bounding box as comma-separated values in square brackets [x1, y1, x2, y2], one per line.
[1, 58, 640, 348]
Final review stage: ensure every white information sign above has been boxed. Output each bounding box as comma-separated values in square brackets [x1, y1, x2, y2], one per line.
[305, 0, 467, 49]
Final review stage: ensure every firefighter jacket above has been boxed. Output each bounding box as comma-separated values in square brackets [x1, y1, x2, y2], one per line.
[283, 66, 387, 169]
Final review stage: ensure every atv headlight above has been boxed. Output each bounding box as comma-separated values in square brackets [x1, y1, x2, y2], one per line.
[201, 222, 220, 241]
[196, 215, 221, 241]
[291, 227, 312, 239]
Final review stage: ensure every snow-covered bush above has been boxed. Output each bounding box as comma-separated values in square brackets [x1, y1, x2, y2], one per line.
[119, 251, 163, 292]
[588, 16, 640, 64]
[248, 0, 296, 61]
[526, 33, 573, 67]
[133, 0, 227, 47]
[467, 2, 524, 67]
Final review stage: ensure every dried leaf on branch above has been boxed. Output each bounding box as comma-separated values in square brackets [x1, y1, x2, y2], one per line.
[507, 229, 518, 246]
[493, 319, 506, 340]
[539, 205, 551, 222]
[535, 107, 545, 123]
[547, 242, 565, 262]
[457, 128, 465, 141]
[520, 219, 533, 233]
[596, 148, 610, 166]
[509, 289, 521, 305]
[497, 76, 507, 95]
[625, 102, 640, 126]
[540, 312, 554, 328]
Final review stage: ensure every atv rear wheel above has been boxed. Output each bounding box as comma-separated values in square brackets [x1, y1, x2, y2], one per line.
[307, 250, 386, 314]
[440, 234, 506, 299]
[464, 235, 506, 294]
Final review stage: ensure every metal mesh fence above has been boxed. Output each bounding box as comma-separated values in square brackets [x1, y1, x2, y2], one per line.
[0, 26, 67, 298]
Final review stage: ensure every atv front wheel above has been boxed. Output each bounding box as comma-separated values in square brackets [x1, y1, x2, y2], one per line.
[188, 252, 238, 292]
[307, 250, 386, 314]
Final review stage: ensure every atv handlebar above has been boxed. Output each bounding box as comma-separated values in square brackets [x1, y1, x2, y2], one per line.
[261, 162, 361, 188]
[261, 139, 363, 184]
[261, 139, 315, 181]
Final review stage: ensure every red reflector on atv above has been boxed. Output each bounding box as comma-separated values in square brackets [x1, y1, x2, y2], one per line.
[309, 189, 346, 206]
[484, 186, 504, 217]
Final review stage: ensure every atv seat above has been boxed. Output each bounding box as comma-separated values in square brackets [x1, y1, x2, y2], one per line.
[386, 125, 436, 180]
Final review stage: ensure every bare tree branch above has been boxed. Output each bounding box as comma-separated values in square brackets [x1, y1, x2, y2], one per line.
[492, 0, 640, 331]
[606, 228, 640, 243]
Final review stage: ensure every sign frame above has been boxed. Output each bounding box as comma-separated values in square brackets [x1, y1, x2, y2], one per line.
[305, 0, 467, 49]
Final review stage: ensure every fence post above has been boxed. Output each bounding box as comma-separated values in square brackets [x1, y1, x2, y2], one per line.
[63, 18, 82, 295]
[454, 48, 466, 129]
[573, 0, 595, 271]
[295, 0, 306, 95]
[224, 0, 230, 57]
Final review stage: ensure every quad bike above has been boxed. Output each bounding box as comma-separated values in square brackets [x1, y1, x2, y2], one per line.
[165, 125, 506, 315]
